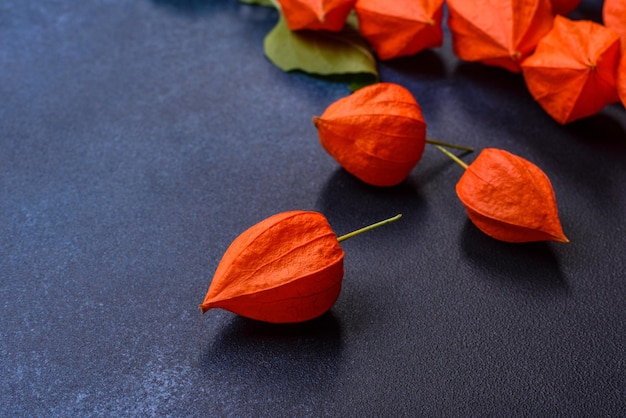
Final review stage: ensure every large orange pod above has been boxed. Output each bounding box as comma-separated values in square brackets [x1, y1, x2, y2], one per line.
[199, 211, 344, 323]
[447, 0, 553, 72]
[313, 82, 426, 187]
[456, 148, 568, 243]
[522, 15, 620, 124]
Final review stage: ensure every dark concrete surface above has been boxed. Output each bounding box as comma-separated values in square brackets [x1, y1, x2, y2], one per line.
[2, 0, 625, 416]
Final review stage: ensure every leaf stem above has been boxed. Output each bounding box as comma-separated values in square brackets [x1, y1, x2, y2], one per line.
[337, 214, 402, 243]
[426, 138, 474, 152]
[435, 145, 469, 169]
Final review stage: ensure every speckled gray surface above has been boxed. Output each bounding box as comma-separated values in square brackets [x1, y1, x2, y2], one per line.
[2, 0, 625, 416]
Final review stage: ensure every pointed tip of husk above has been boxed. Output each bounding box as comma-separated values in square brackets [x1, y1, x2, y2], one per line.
[199, 303, 211, 314]
[316, 11, 326, 24]
[551, 225, 569, 243]
[553, 234, 570, 243]
[312, 115, 321, 127]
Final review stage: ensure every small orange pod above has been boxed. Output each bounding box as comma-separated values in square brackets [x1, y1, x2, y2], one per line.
[354, 0, 444, 60]
[447, 0, 553, 72]
[199, 211, 344, 323]
[603, 0, 626, 108]
[313, 82, 426, 187]
[277, 0, 356, 32]
[603, 0, 626, 43]
[521, 15, 621, 124]
[456, 148, 568, 243]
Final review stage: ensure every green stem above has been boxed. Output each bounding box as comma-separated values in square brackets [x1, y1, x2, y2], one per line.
[426, 138, 474, 152]
[337, 214, 402, 243]
[435, 145, 469, 169]
[268, 0, 281, 9]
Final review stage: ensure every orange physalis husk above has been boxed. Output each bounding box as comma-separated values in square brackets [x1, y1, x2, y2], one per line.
[618, 54, 626, 108]
[521, 15, 621, 124]
[603, 0, 626, 107]
[603, 0, 626, 45]
[277, 0, 356, 32]
[456, 148, 568, 243]
[199, 211, 344, 323]
[447, 0, 553, 72]
[354, 0, 444, 60]
[312, 82, 426, 187]
[550, 0, 581, 15]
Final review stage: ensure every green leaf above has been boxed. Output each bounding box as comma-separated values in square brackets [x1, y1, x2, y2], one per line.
[239, 0, 276, 7]
[263, 16, 378, 89]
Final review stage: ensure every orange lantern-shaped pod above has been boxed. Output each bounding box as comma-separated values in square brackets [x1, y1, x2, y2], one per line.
[199, 211, 344, 323]
[354, 0, 444, 60]
[447, 0, 553, 72]
[313, 82, 426, 187]
[277, 0, 356, 32]
[603, 0, 626, 108]
[603, 0, 626, 43]
[455, 149, 569, 243]
[521, 15, 621, 124]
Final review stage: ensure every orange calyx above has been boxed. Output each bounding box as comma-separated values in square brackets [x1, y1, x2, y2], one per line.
[455, 148, 568, 243]
[354, 0, 444, 60]
[447, 0, 553, 72]
[521, 15, 621, 124]
[313, 82, 427, 187]
[199, 211, 345, 323]
[603, 0, 626, 46]
[277, 0, 356, 32]
[603, 0, 626, 108]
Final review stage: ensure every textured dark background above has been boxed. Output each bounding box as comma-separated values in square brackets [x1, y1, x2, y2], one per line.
[2, 0, 625, 416]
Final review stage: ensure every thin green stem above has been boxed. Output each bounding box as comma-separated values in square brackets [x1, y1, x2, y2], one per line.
[435, 145, 469, 169]
[426, 138, 474, 152]
[337, 214, 402, 243]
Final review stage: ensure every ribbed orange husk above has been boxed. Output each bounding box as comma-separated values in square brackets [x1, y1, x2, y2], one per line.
[456, 148, 568, 243]
[550, 0, 581, 15]
[354, 0, 444, 60]
[199, 211, 345, 323]
[277, 0, 356, 32]
[603, 0, 626, 44]
[603, 0, 626, 108]
[619, 54, 626, 108]
[313, 82, 426, 187]
[521, 15, 620, 124]
[447, 0, 553, 72]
